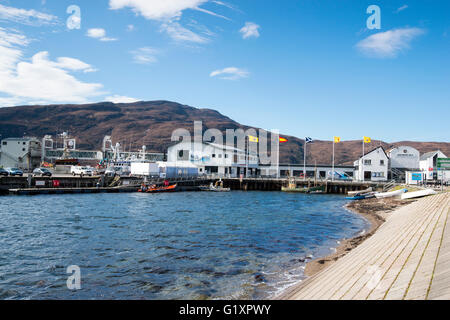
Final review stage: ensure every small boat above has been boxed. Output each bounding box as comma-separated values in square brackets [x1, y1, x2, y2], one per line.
[282, 182, 325, 194]
[401, 189, 437, 200]
[346, 192, 376, 200]
[199, 182, 230, 192]
[208, 185, 231, 192]
[375, 188, 408, 199]
[139, 184, 177, 193]
[348, 187, 373, 196]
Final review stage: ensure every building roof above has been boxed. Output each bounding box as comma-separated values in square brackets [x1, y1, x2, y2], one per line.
[357, 146, 388, 160]
[420, 150, 447, 161]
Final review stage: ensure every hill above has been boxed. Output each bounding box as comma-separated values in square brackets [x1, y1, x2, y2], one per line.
[0, 101, 448, 165]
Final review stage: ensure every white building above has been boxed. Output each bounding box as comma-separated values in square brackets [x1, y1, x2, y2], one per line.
[419, 150, 447, 180]
[353, 146, 389, 182]
[260, 164, 355, 180]
[167, 141, 259, 177]
[388, 146, 420, 170]
[0, 137, 42, 170]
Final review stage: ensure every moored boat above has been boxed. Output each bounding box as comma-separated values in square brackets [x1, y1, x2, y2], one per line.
[375, 188, 408, 199]
[348, 187, 373, 196]
[401, 189, 437, 200]
[346, 192, 376, 200]
[139, 184, 177, 193]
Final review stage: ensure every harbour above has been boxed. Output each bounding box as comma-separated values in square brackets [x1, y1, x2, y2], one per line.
[0, 191, 369, 300]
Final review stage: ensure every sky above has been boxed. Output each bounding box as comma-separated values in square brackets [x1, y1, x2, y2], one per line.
[0, 0, 449, 142]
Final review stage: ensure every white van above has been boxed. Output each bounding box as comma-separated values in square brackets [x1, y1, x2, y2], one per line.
[71, 166, 94, 176]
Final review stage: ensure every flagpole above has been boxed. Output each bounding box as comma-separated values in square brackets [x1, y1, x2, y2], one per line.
[277, 137, 280, 179]
[303, 141, 306, 181]
[362, 139, 365, 182]
[332, 139, 335, 182]
[246, 136, 249, 178]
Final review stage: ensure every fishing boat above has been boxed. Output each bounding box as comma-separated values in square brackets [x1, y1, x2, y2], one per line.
[348, 187, 373, 196]
[375, 188, 408, 199]
[139, 184, 177, 193]
[401, 189, 437, 200]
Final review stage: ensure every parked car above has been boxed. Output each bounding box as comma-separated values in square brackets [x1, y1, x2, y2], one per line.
[0, 168, 8, 176]
[33, 168, 53, 177]
[6, 168, 23, 177]
[70, 166, 93, 176]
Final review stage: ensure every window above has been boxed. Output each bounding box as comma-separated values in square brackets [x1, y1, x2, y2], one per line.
[177, 150, 189, 161]
[218, 154, 222, 158]
[225, 154, 229, 159]
[364, 159, 372, 165]
[212, 154, 216, 158]
[380, 160, 385, 166]
[2, 141, 6, 146]
[22, 148, 26, 152]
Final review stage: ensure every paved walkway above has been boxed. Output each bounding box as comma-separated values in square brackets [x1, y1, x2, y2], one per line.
[281, 192, 450, 300]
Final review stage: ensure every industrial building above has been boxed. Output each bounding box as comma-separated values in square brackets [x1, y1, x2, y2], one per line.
[0, 137, 42, 171]
[167, 141, 259, 178]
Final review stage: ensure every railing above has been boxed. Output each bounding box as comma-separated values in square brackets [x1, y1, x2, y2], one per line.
[383, 179, 397, 192]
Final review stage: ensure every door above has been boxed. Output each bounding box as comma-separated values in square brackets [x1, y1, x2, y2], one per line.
[364, 171, 372, 181]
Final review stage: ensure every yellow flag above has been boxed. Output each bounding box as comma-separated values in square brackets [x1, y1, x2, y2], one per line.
[364, 136, 371, 143]
[334, 137, 341, 143]
[248, 135, 259, 143]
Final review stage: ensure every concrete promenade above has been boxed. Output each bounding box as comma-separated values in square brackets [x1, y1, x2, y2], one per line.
[280, 192, 450, 300]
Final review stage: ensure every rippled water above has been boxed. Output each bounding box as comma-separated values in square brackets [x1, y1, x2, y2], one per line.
[0, 192, 369, 300]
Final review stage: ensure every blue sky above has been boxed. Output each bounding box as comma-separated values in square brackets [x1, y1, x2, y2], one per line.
[0, 0, 449, 142]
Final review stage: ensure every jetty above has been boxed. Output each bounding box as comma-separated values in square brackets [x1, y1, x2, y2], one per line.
[1, 175, 387, 195]
[279, 192, 450, 300]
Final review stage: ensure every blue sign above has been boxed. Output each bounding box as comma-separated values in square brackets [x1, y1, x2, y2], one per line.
[412, 173, 422, 181]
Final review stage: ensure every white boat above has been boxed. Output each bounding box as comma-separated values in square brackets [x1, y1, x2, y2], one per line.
[348, 187, 373, 196]
[401, 189, 438, 200]
[375, 188, 408, 199]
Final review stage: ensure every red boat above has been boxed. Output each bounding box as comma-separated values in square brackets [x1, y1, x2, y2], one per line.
[138, 184, 177, 193]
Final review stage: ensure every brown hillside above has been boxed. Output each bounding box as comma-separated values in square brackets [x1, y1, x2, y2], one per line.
[0, 101, 448, 165]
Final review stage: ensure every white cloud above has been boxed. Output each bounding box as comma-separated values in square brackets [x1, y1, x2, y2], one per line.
[210, 67, 249, 80]
[0, 28, 104, 107]
[127, 24, 135, 31]
[239, 22, 260, 39]
[161, 22, 209, 43]
[86, 28, 118, 42]
[0, 4, 58, 26]
[109, 0, 209, 20]
[131, 47, 159, 64]
[109, 0, 227, 43]
[105, 95, 140, 103]
[356, 27, 425, 58]
[395, 5, 408, 13]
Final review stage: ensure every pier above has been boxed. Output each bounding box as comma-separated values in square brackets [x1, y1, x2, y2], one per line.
[1, 175, 385, 195]
[279, 192, 450, 300]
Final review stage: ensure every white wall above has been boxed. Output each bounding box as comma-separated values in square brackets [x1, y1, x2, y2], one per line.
[354, 147, 388, 181]
[419, 151, 447, 180]
[389, 146, 420, 169]
[0, 138, 41, 169]
[167, 142, 258, 177]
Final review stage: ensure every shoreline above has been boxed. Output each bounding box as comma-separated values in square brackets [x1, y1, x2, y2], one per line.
[276, 197, 414, 299]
